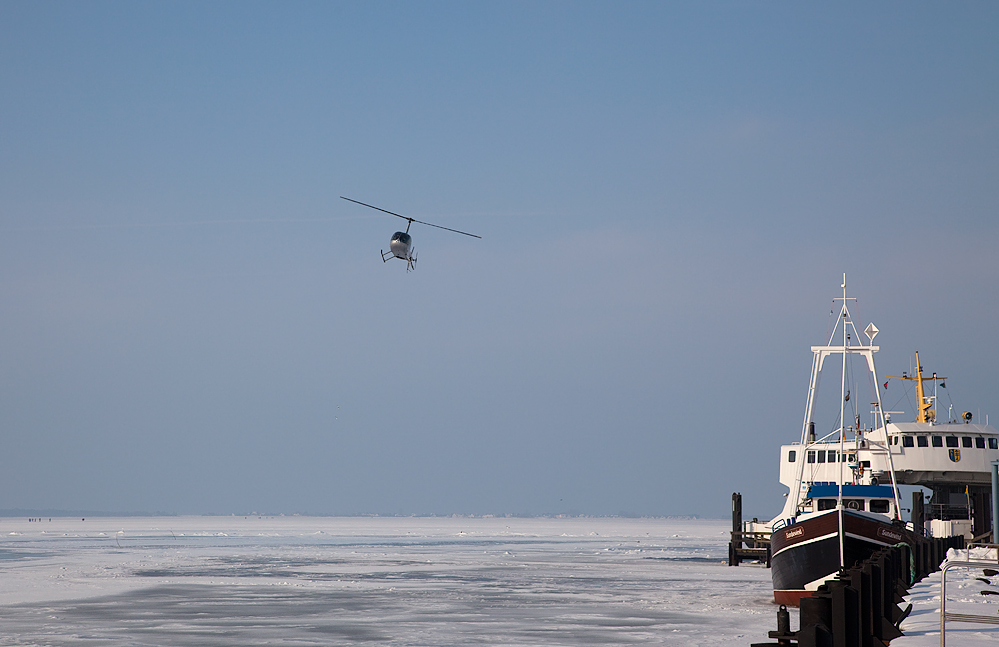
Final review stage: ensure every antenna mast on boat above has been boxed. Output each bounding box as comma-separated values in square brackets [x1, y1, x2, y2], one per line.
[886, 351, 945, 423]
[790, 275, 903, 544]
[838, 274, 850, 568]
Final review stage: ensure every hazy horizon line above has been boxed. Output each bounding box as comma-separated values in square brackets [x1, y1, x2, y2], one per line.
[0, 509, 710, 521]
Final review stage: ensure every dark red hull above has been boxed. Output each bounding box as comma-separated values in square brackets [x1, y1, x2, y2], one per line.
[770, 510, 912, 606]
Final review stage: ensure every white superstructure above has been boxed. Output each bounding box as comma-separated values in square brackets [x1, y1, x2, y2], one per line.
[749, 277, 998, 538]
[777, 423, 999, 494]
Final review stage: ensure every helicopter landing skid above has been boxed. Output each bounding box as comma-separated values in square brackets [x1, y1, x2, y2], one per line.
[380, 249, 417, 271]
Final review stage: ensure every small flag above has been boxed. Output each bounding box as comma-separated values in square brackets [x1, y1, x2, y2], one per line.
[883, 381, 888, 389]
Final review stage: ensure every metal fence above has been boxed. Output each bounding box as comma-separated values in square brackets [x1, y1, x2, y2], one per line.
[939, 558, 999, 647]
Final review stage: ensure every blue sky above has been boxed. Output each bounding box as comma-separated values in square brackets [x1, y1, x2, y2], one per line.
[1, 2, 997, 517]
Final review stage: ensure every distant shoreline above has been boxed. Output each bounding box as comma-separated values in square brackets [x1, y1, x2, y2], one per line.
[0, 510, 708, 520]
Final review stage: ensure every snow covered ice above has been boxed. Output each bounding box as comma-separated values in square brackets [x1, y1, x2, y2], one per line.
[892, 547, 999, 647]
[0, 516, 780, 646]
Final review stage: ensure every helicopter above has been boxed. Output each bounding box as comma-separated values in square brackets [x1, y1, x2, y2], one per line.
[340, 196, 481, 271]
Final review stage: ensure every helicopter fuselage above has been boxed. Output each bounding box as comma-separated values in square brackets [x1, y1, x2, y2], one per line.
[389, 231, 412, 260]
[383, 231, 416, 270]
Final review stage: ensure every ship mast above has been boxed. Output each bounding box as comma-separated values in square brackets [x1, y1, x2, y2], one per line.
[790, 276, 903, 531]
[886, 351, 945, 423]
[838, 276, 849, 568]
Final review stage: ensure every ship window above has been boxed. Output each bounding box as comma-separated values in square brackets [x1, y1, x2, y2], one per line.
[869, 499, 890, 514]
[861, 460, 871, 468]
[976, 437, 986, 449]
[902, 436, 914, 447]
[991, 438, 998, 450]
[817, 451, 826, 463]
[829, 451, 838, 462]
[962, 437, 973, 448]
[932, 436, 943, 447]
[845, 499, 864, 511]
[807, 450, 816, 463]
[848, 452, 856, 462]
[917, 436, 928, 447]
[788, 450, 796, 462]
[946, 436, 959, 447]
[818, 499, 837, 511]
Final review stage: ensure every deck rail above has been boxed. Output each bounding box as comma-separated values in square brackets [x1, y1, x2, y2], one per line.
[967, 542, 999, 560]
[940, 558, 999, 646]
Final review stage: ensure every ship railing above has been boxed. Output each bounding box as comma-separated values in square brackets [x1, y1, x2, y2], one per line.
[771, 517, 791, 531]
[940, 558, 999, 646]
[966, 542, 999, 562]
[731, 530, 771, 546]
[927, 503, 971, 519]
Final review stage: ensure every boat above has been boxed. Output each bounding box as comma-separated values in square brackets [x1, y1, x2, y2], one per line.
[762, 276, 999, 606]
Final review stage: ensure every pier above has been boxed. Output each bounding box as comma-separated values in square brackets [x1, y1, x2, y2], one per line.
[751, 535, 966, 646]
[729, 493, 771, 566]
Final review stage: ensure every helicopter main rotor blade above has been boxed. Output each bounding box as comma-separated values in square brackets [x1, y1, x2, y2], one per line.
[340, 196, 481, 239]
[407, 218, 481, 238]
[340, 196, 412, 222]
